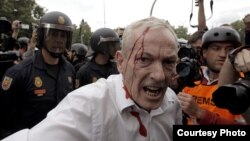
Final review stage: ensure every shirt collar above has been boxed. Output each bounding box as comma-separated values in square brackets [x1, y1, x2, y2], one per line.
[202, 67, 218, 85]
[113, 74, 135, 112]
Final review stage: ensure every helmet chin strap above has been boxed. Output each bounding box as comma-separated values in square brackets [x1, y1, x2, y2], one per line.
[100, 51, 113, 60]
[43, 46, 62, 58]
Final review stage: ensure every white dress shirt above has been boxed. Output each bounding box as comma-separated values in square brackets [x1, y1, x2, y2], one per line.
[3, 74, 182, 141]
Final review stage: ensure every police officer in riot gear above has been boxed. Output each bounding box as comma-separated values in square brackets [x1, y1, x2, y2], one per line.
[75, 27, 120, 88]
[69, 43, 89, 72]
[0, 11, 75, 139]
[90, 27, 121, 58]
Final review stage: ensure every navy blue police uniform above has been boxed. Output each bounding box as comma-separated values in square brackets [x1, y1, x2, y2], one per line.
[0, 50, 75, 136]
[75, 58, 118, 88]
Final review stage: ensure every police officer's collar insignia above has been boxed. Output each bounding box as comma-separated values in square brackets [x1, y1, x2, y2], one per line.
[34, 76, 43, 88]
[1, 76, 13, 90]
[58, 16, 65, 25]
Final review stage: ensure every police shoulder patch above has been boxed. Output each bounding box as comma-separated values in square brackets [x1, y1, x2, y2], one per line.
[2, 76, 13, 90]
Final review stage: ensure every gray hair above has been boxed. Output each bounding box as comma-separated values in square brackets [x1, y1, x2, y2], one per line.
[121, 17, 178, 55]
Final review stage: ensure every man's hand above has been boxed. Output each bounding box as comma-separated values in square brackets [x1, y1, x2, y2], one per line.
[177, 92, 205, 119]
[11, 20, 21, 39]
[234, 49, 250, 73]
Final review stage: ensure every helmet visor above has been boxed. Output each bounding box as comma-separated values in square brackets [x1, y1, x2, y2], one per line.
[101, 42, 121, 58]
[40, 23, 73, 32]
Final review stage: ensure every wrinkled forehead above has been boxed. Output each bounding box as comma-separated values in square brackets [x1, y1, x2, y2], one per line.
[124, 26, 178, 58]
[133, 26, 178, 49]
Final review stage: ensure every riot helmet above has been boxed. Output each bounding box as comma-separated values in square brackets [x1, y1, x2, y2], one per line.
[37, 11, 73, 58]
[202, 27, 241, 49]
[71, 43, 88, 57]
[90, 28, 120, 58]
[0, 17, 11, 33]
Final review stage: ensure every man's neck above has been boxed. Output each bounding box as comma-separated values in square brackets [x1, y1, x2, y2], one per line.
[42, 48, 59, 65]
[208, 70, 219, 82]
[94, 53, 109, 65]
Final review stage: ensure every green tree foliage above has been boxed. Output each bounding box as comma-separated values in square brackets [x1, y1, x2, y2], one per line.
[0, 0, 45, 22]
[0, 0, 45, 37]
[230, 20, 245, 43]
[154, 20, 189, 40]
[72, 21, 92, 46]
[72, 21, 92, 47]
[173, 25, 189, 39]
[0, 0, 93, 47]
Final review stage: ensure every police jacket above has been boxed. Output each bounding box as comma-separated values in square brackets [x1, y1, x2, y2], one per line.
[0, 50, 75, 136]
[75, 58, 119, 88]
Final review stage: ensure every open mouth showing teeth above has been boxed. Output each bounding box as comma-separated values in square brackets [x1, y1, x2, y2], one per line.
[143, 86, 162, 97]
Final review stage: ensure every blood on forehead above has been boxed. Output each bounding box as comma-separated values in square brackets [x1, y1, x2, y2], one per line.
[124, 27, 150, 70]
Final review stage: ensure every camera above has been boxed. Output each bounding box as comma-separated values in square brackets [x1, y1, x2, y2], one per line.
[176, 45, 202, 88]
[0, 17, 11, 33]
[0, 17, 12, 51]
[212, 45, 250, 115]
[18, 21, 29, 30]
[0, 17, 18, 80]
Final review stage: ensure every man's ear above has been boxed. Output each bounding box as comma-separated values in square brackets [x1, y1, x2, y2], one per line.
[202, 49, 207, 59]
[115, 51, 123, 73]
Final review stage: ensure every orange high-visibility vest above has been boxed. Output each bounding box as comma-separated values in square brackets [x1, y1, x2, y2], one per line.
[183, 82, 243, 124]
